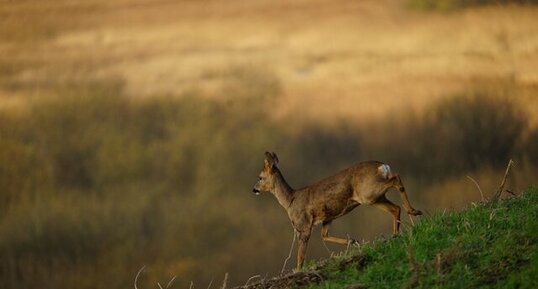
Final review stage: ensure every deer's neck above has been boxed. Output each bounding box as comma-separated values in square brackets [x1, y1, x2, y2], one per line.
[272, 169, 294, 210]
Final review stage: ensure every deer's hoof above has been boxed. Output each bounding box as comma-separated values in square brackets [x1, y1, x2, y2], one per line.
[348, 239, 360, 247]
[408, 209, 422, 216]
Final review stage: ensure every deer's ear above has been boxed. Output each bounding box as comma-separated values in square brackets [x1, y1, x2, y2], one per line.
[264, 151, 275, 169]
[271, 152, 279, 164]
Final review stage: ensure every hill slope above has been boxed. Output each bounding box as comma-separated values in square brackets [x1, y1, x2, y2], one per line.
[238, 186, 538, 289]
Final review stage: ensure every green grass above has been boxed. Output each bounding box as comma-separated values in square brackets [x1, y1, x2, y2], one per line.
[305, 186, 538, 289]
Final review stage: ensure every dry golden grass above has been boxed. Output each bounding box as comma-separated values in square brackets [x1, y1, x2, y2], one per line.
[1, 0, 538, 123]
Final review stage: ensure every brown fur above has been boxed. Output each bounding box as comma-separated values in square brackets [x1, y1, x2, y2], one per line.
[253, 152, 422, 270]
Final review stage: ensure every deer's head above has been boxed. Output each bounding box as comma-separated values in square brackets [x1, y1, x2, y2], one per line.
[252, 151, 279, 195]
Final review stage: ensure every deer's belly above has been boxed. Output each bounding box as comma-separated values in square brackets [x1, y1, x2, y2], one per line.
[312, 199, 360, 224]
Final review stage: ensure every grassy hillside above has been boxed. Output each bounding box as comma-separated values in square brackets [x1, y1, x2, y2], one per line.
[242, 186, 538, 289]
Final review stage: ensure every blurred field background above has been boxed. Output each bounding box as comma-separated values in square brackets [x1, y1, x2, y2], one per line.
[1, 0, 538, 288]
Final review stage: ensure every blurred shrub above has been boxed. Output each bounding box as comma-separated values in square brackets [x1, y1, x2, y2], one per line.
[407, 0, 538, 11]
[29, 80, 126, 190]
[423, 94, 526, 173]
[284, 124, 362, 184]
[0, 137, 52, 212]
[0, 110, 53, 213]
[523, 128, 538, 164]
[0, 73, 289, 289]
[358, 93, 528, 182]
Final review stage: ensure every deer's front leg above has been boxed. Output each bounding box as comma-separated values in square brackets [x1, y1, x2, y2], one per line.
[296, 229, 311, 271]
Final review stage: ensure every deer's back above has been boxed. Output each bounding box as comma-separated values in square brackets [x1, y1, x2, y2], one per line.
[291, 161, 389, 225]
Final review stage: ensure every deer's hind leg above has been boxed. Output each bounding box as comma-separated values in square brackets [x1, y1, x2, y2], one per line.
[321, 221, 356, 245]
[372, 196, 401, 235]
[389, 174, 422, 216]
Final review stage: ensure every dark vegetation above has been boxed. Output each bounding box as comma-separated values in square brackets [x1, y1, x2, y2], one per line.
[0, 76, 537, 288]
[407, 0, 538, 10]
[289, 186, 537, 289]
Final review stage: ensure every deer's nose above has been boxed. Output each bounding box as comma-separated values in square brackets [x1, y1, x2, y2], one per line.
[252, 188, 260, 195]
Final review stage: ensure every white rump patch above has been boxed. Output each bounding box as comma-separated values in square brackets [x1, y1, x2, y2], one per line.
[378, 164, 391, 179]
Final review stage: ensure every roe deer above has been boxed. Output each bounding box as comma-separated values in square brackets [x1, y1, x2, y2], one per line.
[252, 152, 422, 271]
